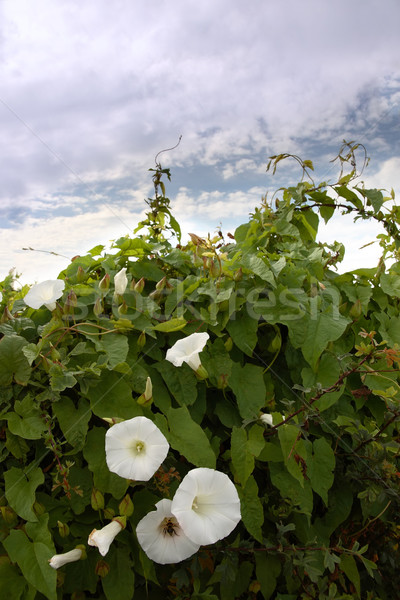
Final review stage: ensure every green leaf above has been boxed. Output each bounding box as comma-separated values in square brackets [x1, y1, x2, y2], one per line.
[355, 187, 384, 213]
[255, 553, 281, 600]
[53, 398, 91, 449]
[152, 317, 187, 332]
[0, 335, 31, 385]
[269, 463, 313, 516]
[3, 530, 57, 600]
[241, 254, 275, 286]
[49, 363, 77, 391]
[231, 427, 254, 486]
[289, 311, 350, 370]
[5, 467, 44, 521]
[308, 438, 335, 505]
[94, 333, 129, 368]
[277, 424, 306, 486]
[86, 371, 142, 419]
[340, 554, 360, 598]
[227, 311, 259, 356]
[0, 562, 27, 600]
[238, 475, 263, 542]
[163, 406, 216, 468]
[102, 547, 135, 600]
[229, 363, 266, 419]
[83, 427, 128, 498]
[247, 424, 265, 457]
[5, 411, 46, 441]
[155, 360, 197, 406]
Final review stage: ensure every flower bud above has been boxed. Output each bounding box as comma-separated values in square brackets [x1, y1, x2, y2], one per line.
[76, 266, 86, 283]
[209, 259, 220, 278]
[156, 276, 167, 291]
[233, 267, 243, 282]
[99, 273, 110, 293]
[33, 501, 46, 516]
[118, 301, 128, 315]
[91, 488, 105, 511]
[95, 559, 110, 578]
[134, 277, 145, 293]
[103, 507, 115, 520]
[93, 297, 103, 318]
[0, 506, 17, 526]
[137, 376, 153, 406]
[118, 494, 134, 517]
[137, 331, 146, 348]
[57, 520, 70, 537]
[114, 268, 128, 296]
[349, 299, 362, 319]
[224, 337, 233, 352]
[149, 289, 162, 302]
[49, 548, 82, 570]
[217, 373, 228, 389]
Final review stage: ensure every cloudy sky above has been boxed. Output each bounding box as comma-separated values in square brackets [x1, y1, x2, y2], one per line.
[1, 0, 399, 284]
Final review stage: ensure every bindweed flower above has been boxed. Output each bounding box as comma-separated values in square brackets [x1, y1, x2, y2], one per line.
[48, 548, 82, 569]
[171, 468, 241, 546]
[138, 377, 153, 406]
[260, 413, 284, 427]
[114, 267, 128, 296]
[24, 279, 65, 311]
[105, 416, 169, 481]
[166, 332, 209, 371]
[88, 518, 124, 556]
[136, 499, 200, 564]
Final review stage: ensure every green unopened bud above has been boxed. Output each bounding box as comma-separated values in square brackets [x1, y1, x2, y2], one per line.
[93, 297, 103, 318]
[33, 501, 46, 516]
[209, 259, 220, 278]
[76, 266, 86, 283]
[233, 267, 243, 282]
[349, 299, 363, 319]
[118, 494, 134, 517]
[156, 276, 167, 291]
[195, 364, 208, 380]
[134, 277, 145, 293]
[129, 278, 136, 290]
[217, 373, 228, 389]
[95, 559, 110, 578]
[91, 488, 105, 511]
[137, 331, 146, 348]
[99, 273, 110, 293]
[103, 507, 115, 520]
[137, 376, 153, 406]
[224, 337, 233, 352]
[0, 506, 18, 526]
[57, 520, 70, 537]
[118, 301, 128, 315]
[63, 290, 77, 315]
[149, 289, 162, 302]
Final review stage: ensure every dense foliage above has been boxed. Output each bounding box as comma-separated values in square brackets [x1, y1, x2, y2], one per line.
[1, 143, 400, 599]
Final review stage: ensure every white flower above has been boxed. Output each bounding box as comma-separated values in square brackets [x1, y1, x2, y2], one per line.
[48, 548, 82, 569]
[136, 499, 200, 564]
[24, 279, 65, 311]
[105, 416, 169, 481]
[260, 413, 284, 427]
[88, 519, 123, 556]
[171, 468, 241, 546]
[0, 292, 3, 303]
[114, 267, 128, 295]
[166, 332, 209, 371]
[144, 376, 152, 402]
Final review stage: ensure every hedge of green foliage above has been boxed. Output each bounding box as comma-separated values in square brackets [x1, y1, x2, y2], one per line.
[0, 144, 400, 599]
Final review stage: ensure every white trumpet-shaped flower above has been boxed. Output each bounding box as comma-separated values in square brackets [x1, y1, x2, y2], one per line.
[24, 279, 65, 311]
[48, 548, 82, 569]
[260, 413, 284, 427]
[105, 416, 169, 481]
[88, 519, 123, 556]
[136, 499, 200, 564]
[166, 332, 209, 371]
[171, 468, 241, 546]
[114, 267, 128, 295]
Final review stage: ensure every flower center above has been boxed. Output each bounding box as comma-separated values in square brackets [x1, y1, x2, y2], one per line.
[131, 440, 145, 455]
[192, 496, 199, 511]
